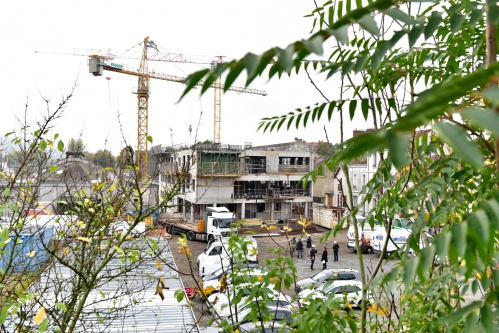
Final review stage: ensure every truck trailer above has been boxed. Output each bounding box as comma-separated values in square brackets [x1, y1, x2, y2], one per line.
[163, 207, 234, 242]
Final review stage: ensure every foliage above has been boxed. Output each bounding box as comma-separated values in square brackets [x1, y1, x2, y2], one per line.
[90, 149, 116, 168]
[178, 0, 499, 332]
[67, 138, 86, 153]
[117, 145, 134, 169]
[315, 142, 336, 157]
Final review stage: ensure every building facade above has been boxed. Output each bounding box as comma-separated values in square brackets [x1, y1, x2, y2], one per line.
[156, 139, 314, 222]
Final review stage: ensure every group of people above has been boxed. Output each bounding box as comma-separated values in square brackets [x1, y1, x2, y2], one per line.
[289, 235, 340, 270]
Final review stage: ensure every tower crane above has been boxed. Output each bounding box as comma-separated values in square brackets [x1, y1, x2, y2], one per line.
[36, 37, 267, 176]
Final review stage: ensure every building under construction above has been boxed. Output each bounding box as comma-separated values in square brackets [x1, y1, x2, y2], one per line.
[155, 138, 314, 222]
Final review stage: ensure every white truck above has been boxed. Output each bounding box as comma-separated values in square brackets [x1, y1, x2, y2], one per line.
[197, 237, 258, 278]
[372, 227, 433, 257]
[164, 207, 234, 242]
[347, 217, 412, 253]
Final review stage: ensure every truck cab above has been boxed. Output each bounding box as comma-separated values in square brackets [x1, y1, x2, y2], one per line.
[197, 237, 258, 278]
[204, 207, 233, 241]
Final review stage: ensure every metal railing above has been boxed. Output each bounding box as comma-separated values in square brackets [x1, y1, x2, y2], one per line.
[198, 162, 267, 175]
[277, 165, 309, 173]
[232, 188, 310, 199]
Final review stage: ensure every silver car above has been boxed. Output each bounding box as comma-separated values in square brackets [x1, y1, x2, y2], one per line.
[295, 268, 360, 293]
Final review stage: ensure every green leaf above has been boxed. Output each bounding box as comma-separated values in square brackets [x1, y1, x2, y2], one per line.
[147, 135, 153, 143]
[375, 98, 383, 114]
[383, 8, 416, 24]
[354, 55, 368, 73]
[349, 100, 358, 120]
[55, 303, 67, 311]
[433, 122, 484, 169]
[489, 5, 499, 25]
[468, 210, 490, 245]
[39, 318, 49, 332]
[303, 35, 324, 55]
[425, 11, 443, 40]
[357, 14, 380, 36]
[224, 63, 245, 92]
[244, 53, 260, 78]
[418, 245, 436, 282]
[404, 257, 419, 289]
[435, 232, 451, 264]
[327, 101, 336, 120]
[174, 289, 185, 302]
[409, 24, 424, 48]
[469, 8, 483, 26]
[387, 131, 410, 169]
[179, 69, 210, 100]
[461, 108, 499, 138]
[57, 140, 64, 153]
[50, 165, 57, 173]
[390, 29, 408, 48]
[371, 41, 391, 72]
[39, 139, 47, 151]
[481, 85, 499, 105]
[276, 44, 295, 73]
[480, 304, 494, 332]
[451, 222, 468, 258]
[361, 99, 369, 120]
[450, 13, 466, 33]
[329, 26, 349, 45]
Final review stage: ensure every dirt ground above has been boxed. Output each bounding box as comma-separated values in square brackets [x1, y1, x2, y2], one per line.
[166, 222, 393, 328]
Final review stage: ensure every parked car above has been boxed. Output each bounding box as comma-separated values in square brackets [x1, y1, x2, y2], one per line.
[295, 268, 360, 293]
[203, 267, 267, 294]
[202, 263, 263, 282]
[238, 322, 291, 333]
[298, 280, 373, 307]
[208, 284, 295, 319]
[197, 237, 258, 278]
[232, 305, 294, 327]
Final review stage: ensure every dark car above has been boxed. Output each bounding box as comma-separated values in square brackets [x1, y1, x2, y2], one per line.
[202, 263, 263, 281]
[295, 268, 360, 293]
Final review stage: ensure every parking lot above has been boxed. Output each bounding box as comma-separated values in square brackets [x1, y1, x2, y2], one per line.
[170, 224, 397, 327]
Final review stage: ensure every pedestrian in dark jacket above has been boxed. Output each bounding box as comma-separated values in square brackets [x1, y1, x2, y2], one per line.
[321, 247, 328, 269]
[296, 239, 304, 259]
[306, 235, 312, 248]
[333, 241, 339, 261]
[310, 245, 317, 270]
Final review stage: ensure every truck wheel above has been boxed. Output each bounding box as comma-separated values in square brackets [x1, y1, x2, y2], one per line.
[208, 234, 215, 243]
[187, 231, 196, 241]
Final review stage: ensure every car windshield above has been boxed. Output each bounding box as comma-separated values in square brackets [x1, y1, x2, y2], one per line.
[311, 271, 329, 282]
[216, 218, 233, 229]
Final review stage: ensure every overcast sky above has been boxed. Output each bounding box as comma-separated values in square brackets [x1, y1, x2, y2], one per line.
[0, 1, 373, 155]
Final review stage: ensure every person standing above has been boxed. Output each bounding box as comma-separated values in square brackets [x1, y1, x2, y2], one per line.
[333, 241, 339, 261]
[306, 235, 312, 249]
[290, 237, 297, 256]
[296, 239, 304, 259]
[321, 247, 328, 269]
[310, 245, 317, 270]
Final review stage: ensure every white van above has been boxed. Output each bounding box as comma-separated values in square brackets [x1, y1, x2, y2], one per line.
[346, 215, 381, 253]
[197, 237, 258, 278]
[372, 228, 433, 257]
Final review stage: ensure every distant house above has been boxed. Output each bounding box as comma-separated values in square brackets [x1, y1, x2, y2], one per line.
[312, 161, 348, 209]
